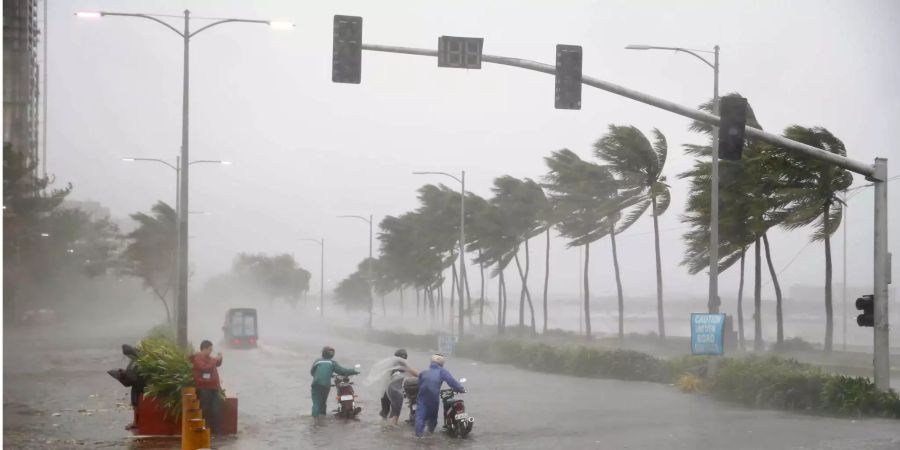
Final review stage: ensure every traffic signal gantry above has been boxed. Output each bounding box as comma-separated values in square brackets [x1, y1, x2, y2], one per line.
[329, 14, 892, 391]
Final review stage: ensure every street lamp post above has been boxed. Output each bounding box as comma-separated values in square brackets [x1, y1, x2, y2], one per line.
[338, 215, 374, 328]
[82, 10, 292, 347]
[413, 170, 466, 339]
[300, 238, 326, 318]
[626, 44, 720, 313]
[122, 156, 230, 341]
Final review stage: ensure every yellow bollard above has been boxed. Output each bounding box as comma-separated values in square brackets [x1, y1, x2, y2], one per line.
[181, 387, 211, 450]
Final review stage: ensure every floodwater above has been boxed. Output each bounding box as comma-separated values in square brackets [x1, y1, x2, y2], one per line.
[4, 317, 900, 450]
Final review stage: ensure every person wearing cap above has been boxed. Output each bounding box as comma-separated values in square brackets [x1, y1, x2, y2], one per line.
[378, 349, 419, 426]
[310, 346, 359, 417]
[414, 354, 465, 437]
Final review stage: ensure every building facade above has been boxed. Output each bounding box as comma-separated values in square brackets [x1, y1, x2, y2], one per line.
[3, 0, 41, 168]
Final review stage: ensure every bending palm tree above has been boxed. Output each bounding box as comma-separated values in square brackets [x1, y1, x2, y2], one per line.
[594, 125, 671, 338]
[544, 149, 619, 340]
[776, 126, 853, 353]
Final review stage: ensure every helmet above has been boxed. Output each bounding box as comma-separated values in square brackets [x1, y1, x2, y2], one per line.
[431, 354, 445, 366]
[322, 346, 335, 359]
[394, 348, 408, 359]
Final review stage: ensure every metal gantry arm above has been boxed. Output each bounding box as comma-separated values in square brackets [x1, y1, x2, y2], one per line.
[362, 43, 877, 178]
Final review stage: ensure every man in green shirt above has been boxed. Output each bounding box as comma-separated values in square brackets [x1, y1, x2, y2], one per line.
[310, 346, 359, 417]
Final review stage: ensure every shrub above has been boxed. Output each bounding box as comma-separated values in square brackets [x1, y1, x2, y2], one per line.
[563, 346, 605, 377]
[134, 337, 193, 418]
[769, 337, 817, 353]
[820, 376, 900, 418]
[676, 374, 703, 393]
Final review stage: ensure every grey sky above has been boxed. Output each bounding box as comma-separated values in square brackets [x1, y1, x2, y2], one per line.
[50, 0, 899, 303]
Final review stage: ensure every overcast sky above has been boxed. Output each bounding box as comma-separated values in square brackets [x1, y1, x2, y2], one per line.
[49, 0, 899, 304]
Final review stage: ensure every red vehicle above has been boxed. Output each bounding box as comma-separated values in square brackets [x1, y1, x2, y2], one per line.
[222, 308, 258, 349]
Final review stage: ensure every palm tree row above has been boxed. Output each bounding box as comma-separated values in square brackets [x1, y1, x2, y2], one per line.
[332, 125, 672, 340]
[334, 109, 851, 350]
[680, 94, 852, 352]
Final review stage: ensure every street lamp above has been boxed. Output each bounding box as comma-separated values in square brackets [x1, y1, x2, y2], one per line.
[626, 43, 720, 313]
[81, 9, 291, 348]
[413, 170, 467, 339]
[300, 238, 326, 318]
[338, 215, 374, 328]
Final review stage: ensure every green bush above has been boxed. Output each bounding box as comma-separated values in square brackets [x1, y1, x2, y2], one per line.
[769, 337, 817, 353]
[820, 376, 900, 418]
[368, 331, 900, 420]
[134, 337, 193, 418]
[563, 346, 605, 377]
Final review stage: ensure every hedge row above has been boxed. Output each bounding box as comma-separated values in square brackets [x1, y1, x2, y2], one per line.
[365, 330, 900, 419]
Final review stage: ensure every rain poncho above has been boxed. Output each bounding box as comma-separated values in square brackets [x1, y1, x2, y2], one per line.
[364, 356, 414, 396]
[415, 362, 465, 437]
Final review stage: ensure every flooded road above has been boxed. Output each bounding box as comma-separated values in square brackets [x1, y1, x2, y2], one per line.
[4, 321, 900, 449]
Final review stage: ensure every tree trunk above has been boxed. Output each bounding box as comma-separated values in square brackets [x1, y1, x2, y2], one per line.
[754, 237, 763, 351]
[525, 238, 536, 332]
[609, 222, 625, 340]
[514, 248, 536, 333]
[479, 250, 485, 328]
[438, 283, 445, 324]
[450, 263, 458, 329]
[737, 248, 746, 350]
[416, 288, 421, 318]
[399, 288, 404, 318]
[762, 233, 784, 345]
[463, 263, 473, 326]
[516, 247, 526, 327]
[543, 228, 550, 333]
[583, 242, 592, 340]
[651, 195, 665, 338]
[824, 204, 834, 354]
[381, 294, 386, 316]
[498, 269, 507, 334]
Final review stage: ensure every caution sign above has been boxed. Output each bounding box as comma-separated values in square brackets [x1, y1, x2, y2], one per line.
[691, 313, 726, 356]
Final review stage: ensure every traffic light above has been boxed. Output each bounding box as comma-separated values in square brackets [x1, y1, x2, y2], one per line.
[555, 44, 582, 110]
[332, 15, 362, 84]
[856, 294, 874, 327]
[718, 96, 748, 161]
[438, 36, 484, 69]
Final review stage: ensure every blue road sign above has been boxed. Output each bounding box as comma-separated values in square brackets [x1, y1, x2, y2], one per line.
[691, 313, 726, 355]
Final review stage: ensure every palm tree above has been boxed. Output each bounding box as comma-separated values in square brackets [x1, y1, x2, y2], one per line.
[463, 192, 491, 327]
[775, 126, 853, 353]
[470, 200, 519, 333]
[594, 125, 672, 338]
[490, 176, 548, 333]
[680, 94, 790, 350]
[544, 149, 619, 340]
[124, 201, 178, 325]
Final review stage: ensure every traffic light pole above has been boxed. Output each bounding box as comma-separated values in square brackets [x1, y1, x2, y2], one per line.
[872, 158, 889, 391]
[357, 41, 890, 390]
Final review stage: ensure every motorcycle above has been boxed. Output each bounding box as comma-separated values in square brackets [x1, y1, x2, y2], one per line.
[333, 364, 362, 419]
[441, 377, 474, 437]
[402, 376, 419, 424]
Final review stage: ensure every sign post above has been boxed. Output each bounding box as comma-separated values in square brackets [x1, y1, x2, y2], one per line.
[437, 334, 455, 356]
[691, 313, 726, 356]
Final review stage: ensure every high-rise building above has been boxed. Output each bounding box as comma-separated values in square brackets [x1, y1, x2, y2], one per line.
[3, 0, 41, 172]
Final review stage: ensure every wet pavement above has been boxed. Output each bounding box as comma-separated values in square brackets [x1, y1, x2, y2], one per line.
[4, 320, 900, 450]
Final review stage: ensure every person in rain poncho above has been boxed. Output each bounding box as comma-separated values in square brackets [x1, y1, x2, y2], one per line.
[414, 354, 465, 438]
[310, 346, 359, 417]
[365, 349, 419, 426]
